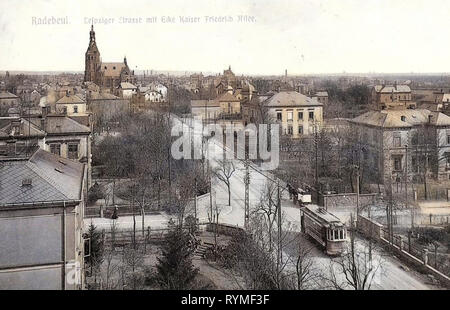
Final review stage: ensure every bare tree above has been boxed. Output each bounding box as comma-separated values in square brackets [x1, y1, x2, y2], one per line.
[213, 159, 236, 206]
[325, 215, 383, 290]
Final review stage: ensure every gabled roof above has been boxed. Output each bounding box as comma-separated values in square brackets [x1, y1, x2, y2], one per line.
[264, 91, 322, 107]
[350, 109, 450, 128]
[0, 149, 84, 206]
[56, 94, 85, 105]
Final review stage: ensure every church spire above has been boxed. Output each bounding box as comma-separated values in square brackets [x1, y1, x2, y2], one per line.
[90, 24, 95, 42]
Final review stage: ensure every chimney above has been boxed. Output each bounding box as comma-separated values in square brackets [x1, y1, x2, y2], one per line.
[428, 114, 433, 123]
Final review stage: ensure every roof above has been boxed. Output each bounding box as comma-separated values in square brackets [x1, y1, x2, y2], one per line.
[350, 109, 450, 128]
[119, 82, 137, 89]
[264, 91, 322, 107]
[304, 205, 343, 226]
[217, 92, 240, 102]
[0, 117, 46, 138]
[0, 91, 19, 99]
[374, 85, 411, 93]
[101, 62, 127, 77]
[56, 94, 85, 105]
[41, 116, 91, 135]
[0, 149, 84, 206]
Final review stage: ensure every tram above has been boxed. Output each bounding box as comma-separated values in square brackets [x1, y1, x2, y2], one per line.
[301, 205, 347, 256]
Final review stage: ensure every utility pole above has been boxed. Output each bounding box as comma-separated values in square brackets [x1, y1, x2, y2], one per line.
[244, 158, 250, 230]
[356, 166, 360, 218]
[276, 179, 282, 288]
[194, 177, 198, 222]
[405, 144, 412, 229]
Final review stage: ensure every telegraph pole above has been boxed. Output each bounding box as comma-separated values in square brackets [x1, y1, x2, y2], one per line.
[244, 158, 250, 230]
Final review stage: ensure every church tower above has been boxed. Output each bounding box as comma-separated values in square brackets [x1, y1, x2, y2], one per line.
[84, 25, 101, 84]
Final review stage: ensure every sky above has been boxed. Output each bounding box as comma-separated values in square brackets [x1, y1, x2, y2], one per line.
[0, 0, 449, 75]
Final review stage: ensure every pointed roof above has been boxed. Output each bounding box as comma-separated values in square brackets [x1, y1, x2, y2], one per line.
[56, 94, 85, 105]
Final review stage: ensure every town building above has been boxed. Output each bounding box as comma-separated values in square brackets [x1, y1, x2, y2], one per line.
[0, 110, 92, 186]
[371, 84, 415, 110]
[349, 109, 450, 184]
[55, 93, 87, 116]
[311, 91, 329, 105]
[263, 91, 323, 138]
[0, 148, 86, 289]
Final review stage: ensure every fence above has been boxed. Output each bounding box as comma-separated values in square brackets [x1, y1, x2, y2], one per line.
[358, 214, 450, 287]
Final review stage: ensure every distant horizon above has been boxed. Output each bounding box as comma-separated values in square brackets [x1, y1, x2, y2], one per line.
[3, 70, 450, 78]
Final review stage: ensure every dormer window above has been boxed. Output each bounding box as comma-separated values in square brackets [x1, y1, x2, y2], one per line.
[113, 66, 116, 70]
[401, 115, 406, 122]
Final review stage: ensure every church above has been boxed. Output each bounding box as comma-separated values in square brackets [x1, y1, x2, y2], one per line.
[84, 25, 136, 91]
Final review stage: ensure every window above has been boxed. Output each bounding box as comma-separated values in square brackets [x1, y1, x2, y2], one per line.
[73, 105, 78, 114]
[393, 155, 402, 171]
[411, 132, 418, 145]
[287, 125, 293, 135]
[277, 111, 282, 121]
[50, 143, 61, 156]
[393, 132, 401, 147]
[447, 130, 450, 145]
[445, 153, 450, 170]
[298, 111, 303, 120]
[68, 143, 79, 160]
[287, 111, 293, 121]
[62, 106, 67, 115]
[308, 111, 314, 120]
[298, 126, 303, 135]
[412, 156, 419, 173]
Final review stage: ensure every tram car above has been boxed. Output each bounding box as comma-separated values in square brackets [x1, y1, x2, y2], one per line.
[301, 205, 347, 256]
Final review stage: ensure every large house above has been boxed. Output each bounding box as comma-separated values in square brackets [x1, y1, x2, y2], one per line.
[349, 109, 450, 184]
[256, 91, 324, 138]
[55, 93, 87, 116]
[0, 148, 86, 289]
[0, 110, 92, 186]
[371, 84, 415, 110]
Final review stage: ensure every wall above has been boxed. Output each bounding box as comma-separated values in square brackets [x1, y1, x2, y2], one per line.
[321, 193, 377, 208]
[357, 214, 450, 288]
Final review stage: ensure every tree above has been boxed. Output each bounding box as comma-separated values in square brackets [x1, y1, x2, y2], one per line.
[155, 226, 199, 289]
[326, 215, 383, 290]
[292, 243, 316, 290]
[85, 223, 104, 275]
[213, 159, 236, 206]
